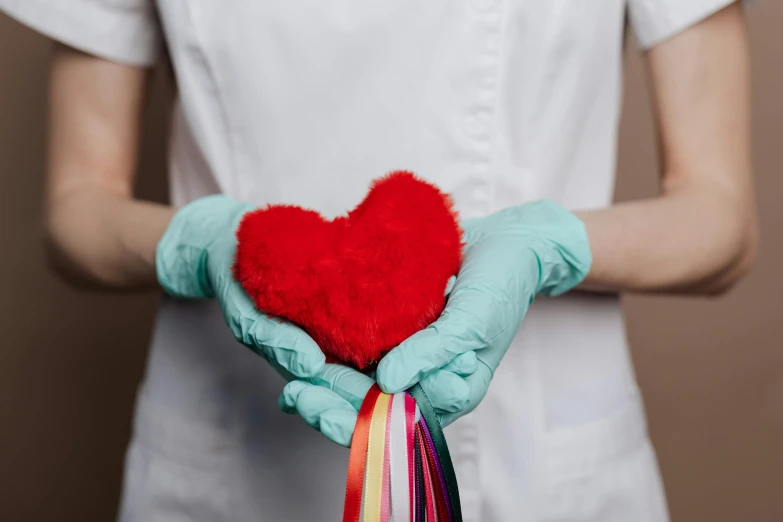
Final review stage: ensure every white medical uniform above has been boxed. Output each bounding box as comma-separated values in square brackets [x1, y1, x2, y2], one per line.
[1, 0, 748, 520]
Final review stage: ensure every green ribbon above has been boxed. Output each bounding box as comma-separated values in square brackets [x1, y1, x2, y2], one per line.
[409, 383, 463, 522]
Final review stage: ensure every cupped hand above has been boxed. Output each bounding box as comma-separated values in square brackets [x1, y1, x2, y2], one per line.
[156, 195, 326, 378]
[375, 200, 592, 424]
[278, 350, 479, 446]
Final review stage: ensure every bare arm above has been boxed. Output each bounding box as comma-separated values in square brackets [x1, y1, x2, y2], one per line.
[578, 3, 757, 295]
[38, 43, 332, 380]
[44, 43, 174, 289]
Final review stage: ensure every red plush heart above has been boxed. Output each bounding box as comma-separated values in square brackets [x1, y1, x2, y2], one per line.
[233, 171, 463, 370]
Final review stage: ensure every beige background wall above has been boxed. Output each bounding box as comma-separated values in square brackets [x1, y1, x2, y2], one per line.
[0, 4, 781, 521]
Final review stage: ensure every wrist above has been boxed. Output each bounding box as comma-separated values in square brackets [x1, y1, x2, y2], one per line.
[156, 195, 255, 299]
[513, 201, 593, 297]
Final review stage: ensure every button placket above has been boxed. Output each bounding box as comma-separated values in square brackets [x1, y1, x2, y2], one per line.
[463, 116, 483, 139]
[454, 2, 505, 513]
[471, 0, 497, 13]
[451, 416, 482, 521]
[461, 1, 503, 215]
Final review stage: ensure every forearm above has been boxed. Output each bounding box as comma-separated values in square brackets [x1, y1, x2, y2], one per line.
[43, 45, 175, 290]
[576, 4, 756, 296]
[576, 179, 757, 295]
[45, 184, 174, 289]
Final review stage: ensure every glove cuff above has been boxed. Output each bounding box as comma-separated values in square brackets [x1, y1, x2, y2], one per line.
[156, 194, 255, 298]
[525, 201, 592, 296]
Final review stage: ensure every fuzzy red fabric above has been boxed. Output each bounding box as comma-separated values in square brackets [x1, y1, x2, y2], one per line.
[233, 171, 463, 370]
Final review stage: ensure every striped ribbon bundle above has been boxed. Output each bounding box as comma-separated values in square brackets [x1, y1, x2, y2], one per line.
[343, 384, 462, 522]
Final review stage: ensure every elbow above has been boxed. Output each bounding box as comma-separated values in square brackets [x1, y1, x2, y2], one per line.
[42, 227, 91, 289]
[42, 224, 66, 281]
[702, 213, 759, 298]
[42, 221, 112, 291]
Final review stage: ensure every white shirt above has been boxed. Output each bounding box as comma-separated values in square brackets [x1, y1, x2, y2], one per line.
[1, 0, 745, 520]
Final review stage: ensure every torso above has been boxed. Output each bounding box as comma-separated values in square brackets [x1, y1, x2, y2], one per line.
[119, 2, 669, 520]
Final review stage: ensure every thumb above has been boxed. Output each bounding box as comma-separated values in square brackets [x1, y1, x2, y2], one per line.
[308, 364, 376, 411]
[376, 306, 480, 393]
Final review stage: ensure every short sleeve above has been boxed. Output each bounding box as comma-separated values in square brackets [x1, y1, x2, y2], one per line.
[628, 0, 757, 49]
[0, 0, 163, 67]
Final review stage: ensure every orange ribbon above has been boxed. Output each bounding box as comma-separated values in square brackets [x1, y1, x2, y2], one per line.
[342, 384, 382, 522]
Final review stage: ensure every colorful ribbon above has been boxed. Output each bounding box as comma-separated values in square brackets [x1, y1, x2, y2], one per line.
[343, 383, 462, 522]
[343, 384, 382, 522]
[414, 429, 425, 522]
[390, 393, 412, 521]
[417, 422, 438, 521]
[404, 394, 417, 521]
[364, 392, 391, 522]
[409, 384, 463, 522]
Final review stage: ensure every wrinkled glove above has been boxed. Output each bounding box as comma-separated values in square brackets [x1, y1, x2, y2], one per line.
[156, 195, 326, 378]
[277, 276, 478, 447]
[278, 352, 479, 447]
[376, 200, 591, 423]
[279, 200, 591, 442]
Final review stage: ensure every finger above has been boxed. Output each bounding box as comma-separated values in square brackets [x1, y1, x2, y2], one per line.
[441, 351, 479, 377]
[280, 380, 356, 415]
[280, 380, 352, 416]
[438, 362, 493, 428]
[308, 364, 376, 411]
[319, 409, 359, 447]
[376, 321, 467, 393]
[223, 283, 326, 377]
[278, 380, 310, 414]
[378, 278, 513, 393]
[279, 381, 359, 447]
[377, 304, 488, 392]
[418, 370, 470, 414]
[251, 316, 326, 377]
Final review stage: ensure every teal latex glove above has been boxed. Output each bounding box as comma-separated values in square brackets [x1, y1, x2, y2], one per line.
[156, 195, 326, 378]
[376, 200, 592, 423]
[279, 200, 591, 442]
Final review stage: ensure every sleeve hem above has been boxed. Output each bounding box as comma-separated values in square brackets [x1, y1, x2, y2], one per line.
[0, 0, 162, 67]
[633, 0, 755, 50]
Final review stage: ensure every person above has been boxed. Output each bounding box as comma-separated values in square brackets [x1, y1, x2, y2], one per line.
[0, 0, 758, 520]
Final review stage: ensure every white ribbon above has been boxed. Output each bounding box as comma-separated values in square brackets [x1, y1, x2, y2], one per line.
[389, 392, 411, 521]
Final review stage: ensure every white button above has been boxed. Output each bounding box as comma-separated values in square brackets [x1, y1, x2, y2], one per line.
[471, 0, 496, 11]
[463, 116, 483, 138]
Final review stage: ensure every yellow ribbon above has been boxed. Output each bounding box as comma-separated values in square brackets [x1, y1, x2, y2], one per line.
[363, 392, 392, 522]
